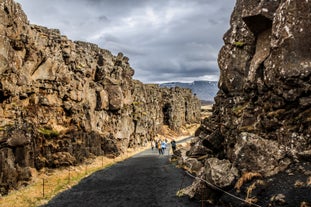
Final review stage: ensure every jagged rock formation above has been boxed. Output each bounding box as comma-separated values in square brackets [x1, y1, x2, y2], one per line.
[0, 0, 201, 195]
[179, 0, 311, 206]
[160, 81, 218, 102]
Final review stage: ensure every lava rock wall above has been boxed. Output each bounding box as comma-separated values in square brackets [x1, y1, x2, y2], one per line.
[182, 0, 311, 205]
[0, 0, 201, 195]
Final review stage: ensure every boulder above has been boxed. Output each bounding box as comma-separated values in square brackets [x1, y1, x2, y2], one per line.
[233, 132, 291, 177]
[205, 158, 238, 188]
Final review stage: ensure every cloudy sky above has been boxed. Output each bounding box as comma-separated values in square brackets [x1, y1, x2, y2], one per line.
[15, 0, 235, 83]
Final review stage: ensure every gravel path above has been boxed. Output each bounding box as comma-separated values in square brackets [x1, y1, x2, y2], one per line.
[41, 137, 201, 207]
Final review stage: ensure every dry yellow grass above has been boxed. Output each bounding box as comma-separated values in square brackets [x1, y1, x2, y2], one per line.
[295, 180, 305, 188]
[234, 172, 262, 192]
[0, 124, 199, 207]
[201, 105, 213, 110]
[157, 123, 200, 140]
[0, 147, 149, 207]
[245, 197, 258, 205]
[201, 104, 213, 119]
[245, 180, 265, 204]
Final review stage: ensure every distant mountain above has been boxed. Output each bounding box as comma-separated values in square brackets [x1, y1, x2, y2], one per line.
[160, 81, 218, 102]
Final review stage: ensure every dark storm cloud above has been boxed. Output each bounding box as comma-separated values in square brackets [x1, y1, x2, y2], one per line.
[15, 0, 235, 83]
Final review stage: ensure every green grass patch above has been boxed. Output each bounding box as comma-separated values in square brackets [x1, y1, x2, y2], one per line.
[233, 41, 245, 47]
[38, 128, 60, 138]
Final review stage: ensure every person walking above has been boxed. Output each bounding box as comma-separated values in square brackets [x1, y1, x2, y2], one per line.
[161, 140, 167, 155]
[171, 140, 176, 153]
[157, 140, 162, 155]
[151, 140, 155, 151]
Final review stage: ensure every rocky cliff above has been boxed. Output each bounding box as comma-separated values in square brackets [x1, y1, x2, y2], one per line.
[0, 0, 201, 195]
[179, 0, 311, 206]
[160, 81, 218, 102]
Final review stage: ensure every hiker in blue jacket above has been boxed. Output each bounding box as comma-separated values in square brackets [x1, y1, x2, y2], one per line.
[161, 140, 167, 155]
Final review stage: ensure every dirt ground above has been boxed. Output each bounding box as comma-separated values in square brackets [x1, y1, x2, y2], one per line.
[40, 138, 202, 207]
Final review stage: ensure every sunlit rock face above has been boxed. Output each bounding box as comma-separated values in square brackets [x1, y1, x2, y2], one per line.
[183, 0, 311, 204]
[0, 0, 201, 195]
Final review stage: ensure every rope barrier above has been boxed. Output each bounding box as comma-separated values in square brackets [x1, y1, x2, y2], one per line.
[184, 171, 262, 207]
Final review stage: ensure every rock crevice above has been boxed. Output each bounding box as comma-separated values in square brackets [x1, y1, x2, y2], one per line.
[0, 0, 201, 195]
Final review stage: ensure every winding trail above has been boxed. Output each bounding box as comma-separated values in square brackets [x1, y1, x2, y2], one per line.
[41, 137, 201, 207]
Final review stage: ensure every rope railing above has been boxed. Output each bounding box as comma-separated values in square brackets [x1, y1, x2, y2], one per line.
[184, 171, 262, 207]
